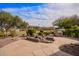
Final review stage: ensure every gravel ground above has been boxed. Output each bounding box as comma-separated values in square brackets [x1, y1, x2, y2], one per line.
[0, 37, 18, 48]
[0, 37, 78, 56]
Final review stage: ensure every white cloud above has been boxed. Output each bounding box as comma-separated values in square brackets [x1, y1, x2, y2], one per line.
[2, 3, 79, 27]
[25, 19, 53, 27]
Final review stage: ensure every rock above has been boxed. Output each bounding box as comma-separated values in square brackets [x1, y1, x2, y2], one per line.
[27, 36, 40, 42]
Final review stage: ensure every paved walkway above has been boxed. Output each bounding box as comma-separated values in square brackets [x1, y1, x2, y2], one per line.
[0, 37, 78, 56]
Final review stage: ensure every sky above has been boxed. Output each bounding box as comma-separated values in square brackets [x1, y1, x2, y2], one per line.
[1, 3, 79, 27]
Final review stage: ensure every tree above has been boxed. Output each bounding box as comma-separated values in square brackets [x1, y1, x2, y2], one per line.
[0, 11, 28, 37]
[53, 15, 79, 38]
[0, 11, 14, 36]
[20, 21, 28, 29]
[53, 15, 79, 29]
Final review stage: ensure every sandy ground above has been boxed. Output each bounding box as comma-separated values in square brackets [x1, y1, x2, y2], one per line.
[0, 37, 18, 48]
[0, 37, 78, 56]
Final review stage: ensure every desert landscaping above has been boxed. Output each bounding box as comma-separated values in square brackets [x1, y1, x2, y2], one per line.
[0, 37, 79, 56]
[0, 3, 79, 56]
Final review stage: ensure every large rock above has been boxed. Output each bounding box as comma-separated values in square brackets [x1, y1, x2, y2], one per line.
[26, 36, 40, 42]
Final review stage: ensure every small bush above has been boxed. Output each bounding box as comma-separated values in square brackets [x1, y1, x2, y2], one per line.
[27, 29, 36, 36]
[0, 31, 5, 38]
[64, 25, 79, 38]
[38, 30, 44, 36]
[43, 32, 50, 36]
[38, 32, 43, 36]
[10, 30, 16, 37]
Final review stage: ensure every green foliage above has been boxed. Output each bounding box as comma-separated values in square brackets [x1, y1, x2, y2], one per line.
[10, 30, 16, 37]
[38, 30, 44, 36]
[71, 25, 79, 38]
[0, 11, 28, 30]
[0, 31, 5, 38]
[53, 15, 79, 28]
[38, 30, 53, 36]
[27, 29, 36, 36]
[0, 11, 28, 37]
[43, 32, 50, 36]
[38, 32, 43, 36]
[13, 16, 28, 29]
[64, 25, 79, 38]
[53, 15, 79, 38]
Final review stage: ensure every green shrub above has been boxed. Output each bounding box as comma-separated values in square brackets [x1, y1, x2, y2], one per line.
[43, 32, 50, 36]
[74, 30, 79, 38]
[0, 31, 5, 38]
[37, 30, 44, 36]
[38, 32, 43, 36]
[27, 29, 36, 36]
[64, 25, 79, 38]
[10, 30, 16, 37]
